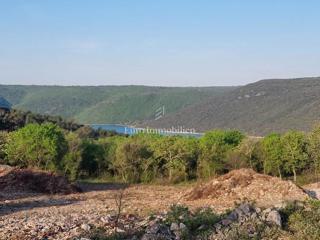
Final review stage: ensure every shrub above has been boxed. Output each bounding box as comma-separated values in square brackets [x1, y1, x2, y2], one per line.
[151, 136, 199, 183]
[197, 130, 245, 178]
[62, 132, 83, 180]
[5, 123, 68, 171]
[166, 204, 220, 238]
[80, 140, 105, 177]
[0, 131, 8, 163]
[113, 137, 153, 183]
[226, 137, 261, 171]
[287, 200, 320, 239]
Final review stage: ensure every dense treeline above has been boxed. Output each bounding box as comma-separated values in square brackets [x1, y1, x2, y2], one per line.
[0, 109, 119, 137]
[0, 109, 81, 132]
[1, 122, 320, 184]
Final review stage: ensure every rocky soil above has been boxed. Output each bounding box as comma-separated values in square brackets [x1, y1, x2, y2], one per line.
[0, 168, 318, 240]
[185, 169, 308, 208]
[140, 203, 288, 240]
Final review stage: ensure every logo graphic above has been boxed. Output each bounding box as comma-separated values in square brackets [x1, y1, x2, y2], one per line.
[155, 105, 165, 120]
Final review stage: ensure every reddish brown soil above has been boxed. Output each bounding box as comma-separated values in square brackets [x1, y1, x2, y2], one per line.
[0, 165, 79, 198]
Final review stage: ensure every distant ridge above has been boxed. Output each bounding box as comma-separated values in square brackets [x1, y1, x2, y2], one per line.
[144, 77, 320, 135]
[0, 85, 233, 124]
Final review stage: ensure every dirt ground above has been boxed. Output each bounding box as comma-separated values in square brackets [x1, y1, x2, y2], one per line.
[0, 183, 194, 240]
[0, 169, 314, 240]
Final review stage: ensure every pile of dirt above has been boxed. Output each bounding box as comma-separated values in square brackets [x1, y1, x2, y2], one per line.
[0, 165, 80, 195]
[184, 168, 308, 207]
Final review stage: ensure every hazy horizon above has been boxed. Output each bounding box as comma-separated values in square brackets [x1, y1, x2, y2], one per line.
[1, 1, 320, 87]
[1, 76, 320, 88]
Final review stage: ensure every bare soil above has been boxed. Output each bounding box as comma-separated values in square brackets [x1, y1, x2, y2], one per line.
[0, 165, 79, 200]
[0, 168, 312, 240]
[184, 168, 308, 208]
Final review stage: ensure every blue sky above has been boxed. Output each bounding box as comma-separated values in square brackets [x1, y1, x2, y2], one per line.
[0, 0, 319, 86]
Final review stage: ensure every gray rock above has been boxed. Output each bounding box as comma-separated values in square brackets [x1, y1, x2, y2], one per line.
[142, 224, 175, 240]
[266, 210, 282, 227]
[250, 212, 258, 220]
[100, 216, 110, 223]
[255, 207, 261, 213]
[238, 203, 253, 215]
[226, 211, 238, 221]
[170, 222, 179, 231]
[221, 219, 232, 226]
[214, 223, 222, 230]
[80, 223, 91, 231]
[179, 223, 187, 230]
[115, 227, 125, 233]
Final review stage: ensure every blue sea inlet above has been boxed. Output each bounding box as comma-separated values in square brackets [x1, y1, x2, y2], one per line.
[91, 124, 203, 137]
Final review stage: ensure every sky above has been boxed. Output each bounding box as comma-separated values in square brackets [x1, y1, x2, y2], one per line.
[0, 0, 320, 87]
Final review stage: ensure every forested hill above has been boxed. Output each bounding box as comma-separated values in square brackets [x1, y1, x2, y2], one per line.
[0, 85, 234, 124]
[144, 77, 320, 135]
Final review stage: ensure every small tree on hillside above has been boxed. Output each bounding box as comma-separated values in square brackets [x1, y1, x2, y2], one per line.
[308, 124, 320, 180]
[261, 133, 284, 179]
[62, 132, 83, 180]
[226, 137, 261, 171]
[151, 136, 199, 183]
[114, 138, 152, 183]
[197, 130, 244, 178]
[281, 131, 309, 182]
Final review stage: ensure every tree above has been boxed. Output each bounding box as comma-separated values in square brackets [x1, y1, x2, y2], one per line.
[308, 124, 320, 180]
[80, 140, 105, 177]
[197, 130, 244, 178]
[151, 136, 199, 183]
[226, 137, 261, 171]
[281, 131, 309, 182]
[62, 132, 83, 180]
[261, 133, 284, 178]
[5, 123, 68, 171]
[113, 137, 153, 183]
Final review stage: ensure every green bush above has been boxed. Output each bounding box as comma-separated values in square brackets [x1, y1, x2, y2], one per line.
[5, 123, 67, 171]
[226, 137, 261, 171]
[151, 136, 199, 183]
[62, 132, 83, 180]
[113, 137, 153, 183]
[197, 130, 245, 178]
[0, 131, 8, 163]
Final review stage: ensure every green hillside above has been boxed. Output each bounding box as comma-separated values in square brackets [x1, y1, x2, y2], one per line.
[145, 77, 320, 135]
[0, 85, 233, 124]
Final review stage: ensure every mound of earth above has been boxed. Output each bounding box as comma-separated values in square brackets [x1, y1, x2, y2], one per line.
[184, 168, 308, 207]
[0, 165, 79, 197]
